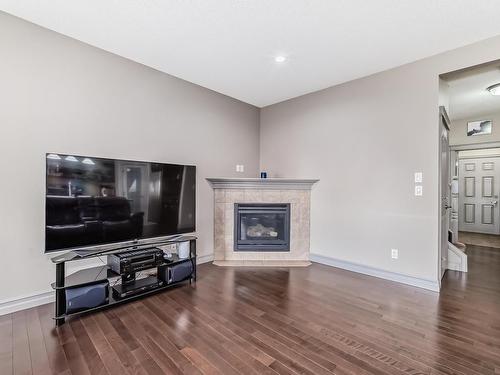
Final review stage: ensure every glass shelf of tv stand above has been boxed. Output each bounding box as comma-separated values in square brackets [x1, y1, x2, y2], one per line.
[53, 274, 194, 320]
[50, 253, 194, 290]
[50, 235, 197, 264]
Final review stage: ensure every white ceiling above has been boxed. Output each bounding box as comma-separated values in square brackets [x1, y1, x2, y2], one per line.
[2, 1, 500, 107]
[445, 64, 500, 120]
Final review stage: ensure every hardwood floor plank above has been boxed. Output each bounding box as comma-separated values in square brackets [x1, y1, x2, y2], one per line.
[126, 303, 202, 375]
[25, 308, 51, 375]
[92, 311, 148, 375]
[36, 304, 70, 375]
[69, 318, 108, 375]
[237, 267, 497, 374]
[161, 295, 280, 375]
[129, 346, 164, 375]
[179, 347, 220, 375]
[2, 244, 500, 374]
[268, 359, 300, 375]
[170, 289, 343, 374]
[12, 310, 32, 375]
[140, 298, 243, 375]
[103, 308, 165, 375]
[80, 315, 128, 375]
[0, 313, 13, 375]
[57, 321, 91, 375]
[191, 274, 392, 375]
[164, 292, 279, 373]
[116, 303, 186, 375]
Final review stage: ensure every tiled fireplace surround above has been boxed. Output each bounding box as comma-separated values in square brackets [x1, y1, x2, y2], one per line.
[207, 178, 318, 266]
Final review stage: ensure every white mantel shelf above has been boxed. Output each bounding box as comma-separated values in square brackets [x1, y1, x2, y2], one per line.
[206, 178, 319, 190]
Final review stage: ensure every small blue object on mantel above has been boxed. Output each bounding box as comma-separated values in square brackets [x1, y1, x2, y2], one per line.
[260, 171, 267, 179]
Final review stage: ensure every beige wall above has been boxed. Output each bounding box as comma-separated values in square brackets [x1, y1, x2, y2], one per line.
[0, 12, 260, 303]
[260, 35, 500, 284]
[3, 9, 500, 304]
[450, 111, 500, 146]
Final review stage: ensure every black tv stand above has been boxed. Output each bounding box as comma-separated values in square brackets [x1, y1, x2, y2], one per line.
[50, 236, 197, 326]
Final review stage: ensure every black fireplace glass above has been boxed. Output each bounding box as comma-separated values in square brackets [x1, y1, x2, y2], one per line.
[234, 203, 290, 251]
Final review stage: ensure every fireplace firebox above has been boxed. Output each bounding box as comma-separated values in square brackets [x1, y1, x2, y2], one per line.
[234, 203, 290, 251]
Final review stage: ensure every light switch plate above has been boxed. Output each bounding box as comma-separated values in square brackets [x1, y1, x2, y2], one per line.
[415, 185, 423, 196]
[414, 172, 423, 183]
[391, 249, 399, 259]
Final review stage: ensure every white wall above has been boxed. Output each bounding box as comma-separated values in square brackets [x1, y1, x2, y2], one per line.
[260, 35, 500, 285]
[0, 12, 260, 304]
[450, 111, 500, 146]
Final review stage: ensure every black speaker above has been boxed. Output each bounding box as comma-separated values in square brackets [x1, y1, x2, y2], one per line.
[65, 281, 109, 314]
[159, 260, 193, 284]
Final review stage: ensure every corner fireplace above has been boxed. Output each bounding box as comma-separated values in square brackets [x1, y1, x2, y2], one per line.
[234, 203, 290, 251]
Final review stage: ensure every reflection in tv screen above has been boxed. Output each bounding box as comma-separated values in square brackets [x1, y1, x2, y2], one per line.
[45, 153, 195, 252]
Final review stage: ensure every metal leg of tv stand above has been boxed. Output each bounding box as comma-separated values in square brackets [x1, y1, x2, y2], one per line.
[55, 262, 65, 326]
[191, 239, 197, 282]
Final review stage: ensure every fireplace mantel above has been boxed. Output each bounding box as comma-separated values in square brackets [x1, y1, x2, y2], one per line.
[206, 178, 319, 190]
[207, 177, 319, 267]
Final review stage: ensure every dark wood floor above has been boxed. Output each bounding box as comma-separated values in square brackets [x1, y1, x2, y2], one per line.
[1, 246, 500, 375]
[459, 231, 500, 249]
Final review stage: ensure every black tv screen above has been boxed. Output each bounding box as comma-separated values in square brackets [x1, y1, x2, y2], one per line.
[45, 153, 196, 252]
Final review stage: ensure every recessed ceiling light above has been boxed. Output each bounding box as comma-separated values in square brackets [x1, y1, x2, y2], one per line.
[274, 55, 287, 63]
[487, 83, 500, 96]
[46, 153, 61, 160]
[65, 155, 78, 162]
[82, 158, 95, 165]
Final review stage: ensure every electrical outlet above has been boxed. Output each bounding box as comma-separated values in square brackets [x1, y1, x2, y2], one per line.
[391, 249, 399, 259]
[415, 185, 423, 196]
[235, 164, 245, 173]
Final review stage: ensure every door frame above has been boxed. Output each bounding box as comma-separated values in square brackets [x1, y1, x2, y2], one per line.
[450, 141, 500, 152]
[438, 106, 451, 287]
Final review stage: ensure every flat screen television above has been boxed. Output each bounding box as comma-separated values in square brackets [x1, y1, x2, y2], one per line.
[45, 153, 196, 253]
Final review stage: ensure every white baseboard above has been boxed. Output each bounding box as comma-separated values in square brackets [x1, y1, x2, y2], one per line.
[197, 253, 214, 264]
[310, 254, 440, 292]
[0, 291, 54, 316]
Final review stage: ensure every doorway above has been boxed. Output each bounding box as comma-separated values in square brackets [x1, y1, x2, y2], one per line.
[451, 146, 500, 248]
[438, 59, 500, 280]
[439, 107, 450, 280]
[441, 60, 500, 255]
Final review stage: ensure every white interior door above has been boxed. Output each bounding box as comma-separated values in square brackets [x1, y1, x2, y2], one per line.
[458, 157, 500, 234]
[439, 111, 450, 280]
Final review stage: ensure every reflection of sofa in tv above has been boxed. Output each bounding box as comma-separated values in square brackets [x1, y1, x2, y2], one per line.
[46, 196, 144, 251]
